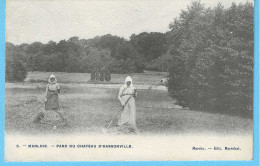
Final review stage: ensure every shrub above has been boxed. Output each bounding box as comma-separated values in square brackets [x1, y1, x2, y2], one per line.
[6, 59, 28, 82]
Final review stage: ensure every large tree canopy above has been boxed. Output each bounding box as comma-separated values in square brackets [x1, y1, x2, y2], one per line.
[130, 32, 168, 61]
[167, 2, 254, 115]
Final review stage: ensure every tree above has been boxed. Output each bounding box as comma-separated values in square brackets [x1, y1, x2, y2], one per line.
[6, 54, 28, 82]
[113, 42, 144, 73]
[130, 32, 168, 62]
[97, 34, 126, 57]
[167, 1, 254, 116]
[25, 42, 44, 54]
[5, 43, 28, 82]
[43, 41, 57, 55]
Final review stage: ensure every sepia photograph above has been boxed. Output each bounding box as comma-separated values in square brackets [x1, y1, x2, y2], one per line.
[3, 0, 256, 162]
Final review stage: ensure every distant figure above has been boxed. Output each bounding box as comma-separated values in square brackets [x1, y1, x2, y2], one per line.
[118, 76, 137, 127]
[45, 74, 61, 110]
[95, 72, 100, 81]
[160, 78, 168, 85]
[105, 71, 111, 82]
[100, 71, 105, 81]
[90, 70, 96, 81]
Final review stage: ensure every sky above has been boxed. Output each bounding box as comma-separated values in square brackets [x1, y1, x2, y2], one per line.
[6, 0, 253, 45]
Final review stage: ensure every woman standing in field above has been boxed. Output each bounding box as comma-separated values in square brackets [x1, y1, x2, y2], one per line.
[45, 74, 61, 110]
[118, 76, 137, 128]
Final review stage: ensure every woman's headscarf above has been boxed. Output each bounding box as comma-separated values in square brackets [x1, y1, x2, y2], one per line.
[124, 76, 134, 88]
[48, 74, 57, 84]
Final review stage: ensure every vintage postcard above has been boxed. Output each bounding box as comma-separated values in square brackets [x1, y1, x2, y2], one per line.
[2, 0, 258, 163]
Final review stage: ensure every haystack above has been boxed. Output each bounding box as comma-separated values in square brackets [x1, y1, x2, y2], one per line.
[33, 110, 67, 127]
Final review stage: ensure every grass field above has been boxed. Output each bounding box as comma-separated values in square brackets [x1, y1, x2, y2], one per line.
[25, 71, 168, 85]
[5, 72, 253, 136]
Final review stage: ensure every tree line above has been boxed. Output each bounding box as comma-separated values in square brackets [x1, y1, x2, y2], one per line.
[6, 31, 168, 81]
[6, 1, 254, 115]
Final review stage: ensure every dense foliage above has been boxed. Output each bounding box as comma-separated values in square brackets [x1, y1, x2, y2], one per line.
[6, 43, 28, 81]
[167, 2, 254, 115]
[6, 32, 167, 80]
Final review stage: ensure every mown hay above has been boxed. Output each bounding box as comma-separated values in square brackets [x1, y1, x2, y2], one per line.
[106, 124, 139, 135]
[33, 110, 67, 127]
[23, 96, 38, 104]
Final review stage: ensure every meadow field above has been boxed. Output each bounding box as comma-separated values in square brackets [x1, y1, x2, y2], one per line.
[25, 71, 168, 85]
[5, 72, 253, 136]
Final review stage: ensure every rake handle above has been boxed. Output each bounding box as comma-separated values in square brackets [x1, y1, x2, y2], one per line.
[106, 96, 132, 129]
[28, 92, 57, 118]
[106, 106, 124, 129]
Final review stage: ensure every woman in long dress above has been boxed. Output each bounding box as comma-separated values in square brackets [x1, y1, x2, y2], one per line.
[45, 74, 61, 111]
[118, 76, 137, 127]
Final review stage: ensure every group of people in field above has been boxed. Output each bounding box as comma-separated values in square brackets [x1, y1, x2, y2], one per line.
[44, 74, 138, 130]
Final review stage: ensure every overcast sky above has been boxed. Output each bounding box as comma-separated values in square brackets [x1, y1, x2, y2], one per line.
[6, 0, 253, 45]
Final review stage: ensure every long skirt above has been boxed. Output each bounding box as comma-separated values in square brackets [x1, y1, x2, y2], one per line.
[45, 91, 59, 110]
[118, 97, 136, 127]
